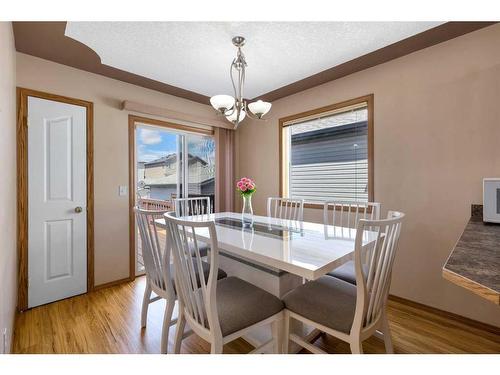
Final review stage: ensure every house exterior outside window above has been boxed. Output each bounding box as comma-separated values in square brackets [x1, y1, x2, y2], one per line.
[280, 95, 373, 207]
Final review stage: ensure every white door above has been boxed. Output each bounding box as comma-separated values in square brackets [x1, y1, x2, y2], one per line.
[28, 96, 88, 308]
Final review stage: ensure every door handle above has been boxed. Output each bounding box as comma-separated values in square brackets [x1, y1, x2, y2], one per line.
[74, 206, 83, 213]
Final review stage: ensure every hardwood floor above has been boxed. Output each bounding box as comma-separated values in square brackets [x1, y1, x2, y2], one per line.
[12, 276, 500, 354]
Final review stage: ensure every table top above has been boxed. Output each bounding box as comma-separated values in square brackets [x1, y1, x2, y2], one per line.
[442, 206, 500, 305]
[163, 212, 378, 280]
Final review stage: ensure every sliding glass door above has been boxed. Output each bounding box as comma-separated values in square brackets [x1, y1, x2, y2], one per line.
[134, 122, 215, 275]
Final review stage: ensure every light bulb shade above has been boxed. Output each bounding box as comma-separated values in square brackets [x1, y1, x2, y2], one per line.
[210, 95, 235, 113]
[248, 100, 272, 118]
[226, 108, 246, 124]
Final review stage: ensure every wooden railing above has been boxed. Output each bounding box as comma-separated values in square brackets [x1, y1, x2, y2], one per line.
[137, 195, 214, 213]
[137, 198, 174, 211]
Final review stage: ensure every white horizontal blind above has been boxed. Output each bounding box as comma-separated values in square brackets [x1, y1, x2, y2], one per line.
[288, 105, 368, 203]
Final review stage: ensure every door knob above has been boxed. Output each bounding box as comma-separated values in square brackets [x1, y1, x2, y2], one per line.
[75, 206, 83, 213]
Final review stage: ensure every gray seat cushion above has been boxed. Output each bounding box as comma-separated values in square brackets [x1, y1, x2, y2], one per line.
[283, 276, 357, 334]
[215, 277, 284, 336]
[327, 261, 367, 285]
[189, 241, 209, 258]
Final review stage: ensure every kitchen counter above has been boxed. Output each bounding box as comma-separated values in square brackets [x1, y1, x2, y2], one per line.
[443, 205, 500, 305]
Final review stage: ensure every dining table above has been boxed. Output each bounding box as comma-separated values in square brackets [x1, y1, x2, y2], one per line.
[160, 211, 379, 352]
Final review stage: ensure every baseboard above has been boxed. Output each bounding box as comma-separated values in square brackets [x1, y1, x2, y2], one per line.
[93, 277, 134, 291]
[388, 294, 500, 335]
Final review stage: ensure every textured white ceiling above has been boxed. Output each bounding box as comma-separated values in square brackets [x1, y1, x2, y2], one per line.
[65, 22, 443, 99]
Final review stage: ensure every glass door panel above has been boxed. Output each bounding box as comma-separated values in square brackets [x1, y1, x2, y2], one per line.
[135, 124, 181, 275]
[186, 134, 216, 213]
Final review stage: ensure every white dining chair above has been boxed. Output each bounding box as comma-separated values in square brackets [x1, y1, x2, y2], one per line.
[135, 207, 227, 354]
[323, 200, 381, 228]
[282, 211, 404, 354]
[173, 196, 211, 217]
[323, 200, 381, 284]
[164, 212, 285, 354]
[267, 197, 304, 221]
[173, 197, 212, 257]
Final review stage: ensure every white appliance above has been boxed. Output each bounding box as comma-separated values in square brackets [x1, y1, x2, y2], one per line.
[483, 178, 500, 223]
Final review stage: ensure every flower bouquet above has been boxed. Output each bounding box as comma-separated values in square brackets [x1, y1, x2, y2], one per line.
[236, 177, 256, 227]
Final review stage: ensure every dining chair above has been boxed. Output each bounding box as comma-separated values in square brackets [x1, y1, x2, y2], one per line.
[323, 200, 381, 285]
[267, 197, 304, 221]
[173, 196, 212, 216]
[282, 211, 404, 354]
[134, 207, 227, 354]
[173, 197, 212, 257]
[165, 212, 285, 354]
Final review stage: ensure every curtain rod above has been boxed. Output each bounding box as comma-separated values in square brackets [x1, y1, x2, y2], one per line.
[121, 100, 234, 131]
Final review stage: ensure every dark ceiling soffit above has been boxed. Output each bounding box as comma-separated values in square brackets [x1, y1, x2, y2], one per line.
[12, 21, 210, 105]
[253, 21, 498, 102]
[13, 22, 497, 105]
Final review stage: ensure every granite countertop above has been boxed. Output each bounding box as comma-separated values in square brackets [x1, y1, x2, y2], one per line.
[443, 205, 500, 305]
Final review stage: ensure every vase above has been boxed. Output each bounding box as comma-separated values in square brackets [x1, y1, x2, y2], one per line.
[241, 194, 254, 227]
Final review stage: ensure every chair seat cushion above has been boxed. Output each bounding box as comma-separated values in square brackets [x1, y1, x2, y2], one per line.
[215, 277, 284, 337]
[283, 276, 357, 334]
[189, 241, 209, 258]
[327, 261, 367, 285]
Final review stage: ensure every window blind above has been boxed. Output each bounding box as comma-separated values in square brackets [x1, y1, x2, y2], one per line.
[288, 105, 368, 203]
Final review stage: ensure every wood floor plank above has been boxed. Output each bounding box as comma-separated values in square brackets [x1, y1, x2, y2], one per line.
[12, 277, 500, 354]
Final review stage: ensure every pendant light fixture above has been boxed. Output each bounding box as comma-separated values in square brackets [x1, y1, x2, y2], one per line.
[210, 36, 272, 129]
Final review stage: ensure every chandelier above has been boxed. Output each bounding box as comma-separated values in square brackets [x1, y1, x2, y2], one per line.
[210, 36, 272, 129]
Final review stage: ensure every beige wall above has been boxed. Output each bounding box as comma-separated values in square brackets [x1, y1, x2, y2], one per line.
[16, 52, 217, 286]
[237, 24, 500, 326]
[0, 22, 17, 353]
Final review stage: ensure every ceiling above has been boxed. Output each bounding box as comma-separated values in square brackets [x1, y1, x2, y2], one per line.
[65, 22, 443, 99]
[13, 22, 496, 104]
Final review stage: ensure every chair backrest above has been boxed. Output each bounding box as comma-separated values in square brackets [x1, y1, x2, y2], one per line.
[134, 207, 173, 297]
[164, 212, 222, 340]
[323, 200, 381, 228]
[352, 211, 404, 332]
[173, 197, 211, 217]
[267, 197, 304, 221]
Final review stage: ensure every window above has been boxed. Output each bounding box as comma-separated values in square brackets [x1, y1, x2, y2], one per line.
[280, 95, 373, 206]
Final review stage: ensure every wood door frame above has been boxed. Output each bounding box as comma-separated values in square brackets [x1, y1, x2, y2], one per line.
[17, 87, 94, 311]
[128, 115, 213, 281]
[279, 94, 374, 209]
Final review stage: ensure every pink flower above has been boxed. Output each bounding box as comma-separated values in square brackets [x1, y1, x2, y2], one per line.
[236, 177, 256, 194]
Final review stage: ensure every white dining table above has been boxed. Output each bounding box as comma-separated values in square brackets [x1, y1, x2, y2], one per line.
[168, 211, 377, 281]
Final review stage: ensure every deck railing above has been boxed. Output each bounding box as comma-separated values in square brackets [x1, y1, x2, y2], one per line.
[137, 195, 214, 213]
[137, 198, 174, 211]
